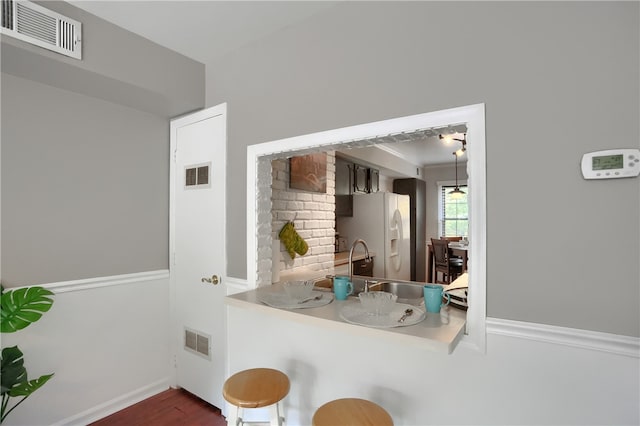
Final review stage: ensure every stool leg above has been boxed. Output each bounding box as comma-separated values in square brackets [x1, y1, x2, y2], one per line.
[226, 405, 241, 426]
[278, 400, 286, 426]
[269, 401, 285, 426]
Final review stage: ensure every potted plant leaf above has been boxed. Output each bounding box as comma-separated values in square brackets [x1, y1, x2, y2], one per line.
[1, 286, 55, 423]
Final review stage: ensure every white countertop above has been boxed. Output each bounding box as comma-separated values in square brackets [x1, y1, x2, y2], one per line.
[226, 282, 466, 354]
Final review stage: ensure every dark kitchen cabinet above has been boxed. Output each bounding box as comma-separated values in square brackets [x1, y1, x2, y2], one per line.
[352, 257, 374, 277]
[335, 158, 352, 195]
[368, 168, 379, 193]
[352, 164, 368, 193]
[335, 158, 353, 216]
[335, 195, 353, 217]
[335, 157, 380, 216]
[351, 164, 379, 194]
[393, 178, 426, 282]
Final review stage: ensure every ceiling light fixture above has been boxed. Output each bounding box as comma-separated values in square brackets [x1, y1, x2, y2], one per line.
[449, 152, 466, 200]
[440, 134, 454, 144]
[440, 133, 467, 156]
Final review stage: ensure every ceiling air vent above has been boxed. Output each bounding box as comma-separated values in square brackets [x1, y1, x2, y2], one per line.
[1, 0, 82, 59]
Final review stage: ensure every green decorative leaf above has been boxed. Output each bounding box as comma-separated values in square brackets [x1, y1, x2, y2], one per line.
[0, 288, 55, 423]
[8, 374, 54, 397]
[1, 347, 27, 395]
[1, 287, 54, 333]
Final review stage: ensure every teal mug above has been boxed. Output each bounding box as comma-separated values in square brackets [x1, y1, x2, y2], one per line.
[423, 284, 451, 313]
[333, 276, 353, 300]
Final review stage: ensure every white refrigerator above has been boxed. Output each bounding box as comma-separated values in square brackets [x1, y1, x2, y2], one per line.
[337, 192, 411, 280]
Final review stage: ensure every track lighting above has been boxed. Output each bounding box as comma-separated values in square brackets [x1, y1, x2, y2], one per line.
[440, 133, 467, 156]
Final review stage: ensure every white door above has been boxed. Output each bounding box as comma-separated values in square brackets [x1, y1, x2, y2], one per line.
[170, 104, 226, 409]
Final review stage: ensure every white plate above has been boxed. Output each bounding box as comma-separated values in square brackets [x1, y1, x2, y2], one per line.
[340, 302, 425, 328]
[257, 290, 333, 309]
[449, 242, 468, 248]
[445, 288, 468, 310]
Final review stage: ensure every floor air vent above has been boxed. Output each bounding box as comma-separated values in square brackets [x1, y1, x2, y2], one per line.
[184, 328, 211, 360]
[1, 0, 82, 59]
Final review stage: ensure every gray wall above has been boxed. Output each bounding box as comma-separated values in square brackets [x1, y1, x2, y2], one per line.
[206, 2, 639, 336]
[1, 2, 205, 286]
[2, 74, 168, 285]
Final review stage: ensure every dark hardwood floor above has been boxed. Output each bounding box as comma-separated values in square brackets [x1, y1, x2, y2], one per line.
[90, 388, 227, 426]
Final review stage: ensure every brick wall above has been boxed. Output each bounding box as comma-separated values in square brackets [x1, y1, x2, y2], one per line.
[269, 152, 336, 283]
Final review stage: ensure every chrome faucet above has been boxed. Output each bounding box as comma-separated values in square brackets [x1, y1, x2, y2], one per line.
[348, 238, 371, 289]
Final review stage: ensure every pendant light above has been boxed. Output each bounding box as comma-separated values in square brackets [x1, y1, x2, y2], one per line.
[449, 152, 465, 199]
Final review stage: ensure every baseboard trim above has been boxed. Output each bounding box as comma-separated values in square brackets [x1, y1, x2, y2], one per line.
[52, 378, 170, 425]
[487, 317, 640, 358]
[39, 270, 170, 293]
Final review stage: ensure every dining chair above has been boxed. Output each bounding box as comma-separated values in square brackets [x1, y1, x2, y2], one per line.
[430, 238, 463, 284]
[441, 236, 464, 260]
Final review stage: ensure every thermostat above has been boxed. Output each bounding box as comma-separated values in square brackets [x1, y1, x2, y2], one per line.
[581, 148, 640, 179]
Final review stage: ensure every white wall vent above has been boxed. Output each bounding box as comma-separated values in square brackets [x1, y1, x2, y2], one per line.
[1, 0, 82, 60]
[184, 162, 211, 189]
[184, 328, 211, 360]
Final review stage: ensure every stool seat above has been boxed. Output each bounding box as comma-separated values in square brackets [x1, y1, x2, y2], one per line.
[312, 398, 393, 426]
[223, 368, 290, 409]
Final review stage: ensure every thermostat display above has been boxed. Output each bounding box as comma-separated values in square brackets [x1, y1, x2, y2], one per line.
[592, 154, 623, 171]
[581, 149, 640, 179]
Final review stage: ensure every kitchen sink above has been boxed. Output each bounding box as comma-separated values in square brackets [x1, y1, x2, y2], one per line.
[369, 281, 424, 300]
[351, 277, 425, 306]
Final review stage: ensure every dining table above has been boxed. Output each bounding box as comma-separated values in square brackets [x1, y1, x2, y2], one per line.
[426, 241, 469, 283]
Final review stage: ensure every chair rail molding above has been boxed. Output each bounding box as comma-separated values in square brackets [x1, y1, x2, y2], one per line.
[35, 270, 170, 293]
[487, 317, 640, 358]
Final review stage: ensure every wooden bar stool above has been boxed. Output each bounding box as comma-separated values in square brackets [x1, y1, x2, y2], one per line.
[312, 398, 393, 426]
[223, 368, 290, 426]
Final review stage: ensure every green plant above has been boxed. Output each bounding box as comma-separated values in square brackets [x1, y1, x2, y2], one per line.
[1, 286, 54, 423]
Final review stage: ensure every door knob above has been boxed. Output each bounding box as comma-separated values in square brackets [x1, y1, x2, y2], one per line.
[201, 275, 219, 285]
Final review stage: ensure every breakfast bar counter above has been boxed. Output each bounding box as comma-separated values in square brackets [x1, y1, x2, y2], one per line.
[226, 282, 466, 354]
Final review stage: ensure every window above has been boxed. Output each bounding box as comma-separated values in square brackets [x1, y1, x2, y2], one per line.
[439, 183, 468, 237]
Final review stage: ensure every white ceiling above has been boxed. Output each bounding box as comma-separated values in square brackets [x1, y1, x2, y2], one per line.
[69, 0, 465, 168]
[376, 137, 465, 168]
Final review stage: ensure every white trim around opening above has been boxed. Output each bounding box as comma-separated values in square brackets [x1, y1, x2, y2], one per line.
[247, 104, 487, 353]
